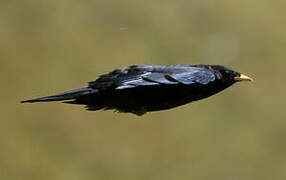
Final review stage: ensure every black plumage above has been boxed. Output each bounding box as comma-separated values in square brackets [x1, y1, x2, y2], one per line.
[22, 64, 253, 115]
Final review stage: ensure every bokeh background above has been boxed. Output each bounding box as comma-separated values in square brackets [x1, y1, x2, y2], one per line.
[1, 0, 286, 179]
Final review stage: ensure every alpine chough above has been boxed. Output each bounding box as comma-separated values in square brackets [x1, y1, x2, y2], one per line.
[22, 64, 253, 115]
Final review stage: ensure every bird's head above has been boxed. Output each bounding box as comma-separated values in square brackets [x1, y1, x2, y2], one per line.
[209, 65, 253, 83]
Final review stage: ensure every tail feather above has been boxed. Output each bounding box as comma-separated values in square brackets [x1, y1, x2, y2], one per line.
[21, 87, 96, 103]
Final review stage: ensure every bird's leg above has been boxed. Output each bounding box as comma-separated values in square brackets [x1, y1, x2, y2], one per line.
[133, 106, 147, 116]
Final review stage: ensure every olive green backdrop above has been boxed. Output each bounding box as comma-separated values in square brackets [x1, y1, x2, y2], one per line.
[1, 0, 286, 179]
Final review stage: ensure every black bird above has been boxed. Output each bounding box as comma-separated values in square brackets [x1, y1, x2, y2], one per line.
[22, 64, 253, 115]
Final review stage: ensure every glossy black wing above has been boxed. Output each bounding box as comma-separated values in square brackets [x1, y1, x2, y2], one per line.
[166, 69, 216, 85]
[88, 65, 153, 89]
[115, 72, 159, 89]
[114, 65, 216, 89]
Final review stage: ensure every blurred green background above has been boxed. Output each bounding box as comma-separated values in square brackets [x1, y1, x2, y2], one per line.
[1, 0, 286, 179]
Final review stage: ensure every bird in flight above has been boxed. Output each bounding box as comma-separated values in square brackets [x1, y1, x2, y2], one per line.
[22, 64, 253, 115]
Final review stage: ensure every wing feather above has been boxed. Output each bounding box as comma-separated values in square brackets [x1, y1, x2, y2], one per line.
[167, 69, 216, 85]
[142, 73, 178, 84]
[115, 66, 216, 89]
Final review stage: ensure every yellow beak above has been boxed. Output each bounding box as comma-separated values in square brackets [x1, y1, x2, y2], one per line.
[234, 74, 253, 82]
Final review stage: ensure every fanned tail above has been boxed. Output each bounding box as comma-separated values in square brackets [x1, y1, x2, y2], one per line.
[21, 87, 95, 103]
